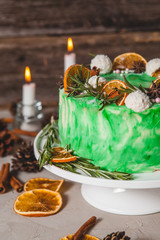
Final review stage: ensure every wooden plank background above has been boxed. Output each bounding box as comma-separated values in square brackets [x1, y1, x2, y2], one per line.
[0, 0, 160, 106]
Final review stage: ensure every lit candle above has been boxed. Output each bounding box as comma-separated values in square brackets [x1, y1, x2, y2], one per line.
[22, 66, 36, 117]
[64, 37, 76, 73]
[22, 66, 35, 105]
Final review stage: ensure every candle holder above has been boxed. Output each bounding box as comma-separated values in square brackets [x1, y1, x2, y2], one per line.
[15, 100, 43, 132]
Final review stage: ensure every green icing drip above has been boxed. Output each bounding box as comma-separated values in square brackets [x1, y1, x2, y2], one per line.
[58, 73, 160, 174]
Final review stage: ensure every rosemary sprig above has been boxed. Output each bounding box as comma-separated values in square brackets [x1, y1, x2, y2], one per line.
[138, 84, 146, 93]
[67, 72, 121, 110]
[88, 53, 96, 57]
[38, 120, 133, 180]
[123, 76, 137, 91]
[38, 117, 60, 169]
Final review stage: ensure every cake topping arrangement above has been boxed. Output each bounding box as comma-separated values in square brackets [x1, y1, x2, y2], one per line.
[125, 89, 151, 112]
[90, 54, 112, 74]
[101, 80, 128, 106]
[132, 60, 146, 73]
[112, 52, 147, 71]
[64, 64, 90, 93]
[146, 78, 160, 101]
[63, 52, 160, 113]
[146, 58, 160, 77]
[88, 76, 107, 90]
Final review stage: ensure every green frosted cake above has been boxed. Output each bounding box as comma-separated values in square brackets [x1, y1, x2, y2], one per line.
[59, 53, 160, 174]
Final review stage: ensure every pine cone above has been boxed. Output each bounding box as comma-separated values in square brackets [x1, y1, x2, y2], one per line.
[103, 231, 130, 240]
[12, 142, 41, 172]
[0, 130, 17, 157]
[0, 119, 7, 132]
[9, 98, 20, 116]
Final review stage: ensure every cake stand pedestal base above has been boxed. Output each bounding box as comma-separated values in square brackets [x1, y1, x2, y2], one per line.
[81, 184, 160, 215]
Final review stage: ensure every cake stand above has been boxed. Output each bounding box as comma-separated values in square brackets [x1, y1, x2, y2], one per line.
[34, 131, 160, 215]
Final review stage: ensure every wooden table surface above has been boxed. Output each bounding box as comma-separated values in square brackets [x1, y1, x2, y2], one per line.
[0, 109, 160, 240]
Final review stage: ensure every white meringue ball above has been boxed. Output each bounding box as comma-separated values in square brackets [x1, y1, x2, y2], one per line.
[90, 55, 112, 74]
[88, 76, 107, 89]
[125, 90, 151, 112]
[146, 58, 160, 76]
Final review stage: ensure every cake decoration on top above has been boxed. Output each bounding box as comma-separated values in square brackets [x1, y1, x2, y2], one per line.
[87, 76, 107, 89]
[146, 58, 160, 77]
[112, 52, 147, 71]
[90, 54, 112, 74]
[125, 89, 151, 112]
[145, 78, 160, 102]
[63, 52, 160, 113]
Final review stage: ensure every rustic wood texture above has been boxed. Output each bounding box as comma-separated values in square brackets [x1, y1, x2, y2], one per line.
[0, 0, 160, 106]
[0, 0, 160, 37]
[0, 31, 160, 106]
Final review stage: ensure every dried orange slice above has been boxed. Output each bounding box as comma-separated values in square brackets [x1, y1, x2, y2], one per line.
[64, 64, 90, 93]
[152, 68, 160, 78]
[112, 52, 147, 70]
[61, 234, 99, 240]
[14, 189, 62, 217]
[101, 79, 128, 106]
[51, 147, 77, 163]
[24, 178, 64, 192]
[149, 78, 160, 88]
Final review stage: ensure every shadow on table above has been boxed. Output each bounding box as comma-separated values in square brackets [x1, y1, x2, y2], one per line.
[60, 180, 75, 209]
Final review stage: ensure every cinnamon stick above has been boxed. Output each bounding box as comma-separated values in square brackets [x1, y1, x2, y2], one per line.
[72, 216, 97, 240]
[0, 163, 10, 194]
[2, 118, 14, 123]
[9, 175, 23, 193]
[12, 128, 38, 137]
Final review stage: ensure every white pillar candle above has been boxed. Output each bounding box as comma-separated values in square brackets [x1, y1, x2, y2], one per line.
[22, 66, 36, 117]
[22, 83, 36, 105]
[64, 37, 76, 73]
[64, 52, 76, 73]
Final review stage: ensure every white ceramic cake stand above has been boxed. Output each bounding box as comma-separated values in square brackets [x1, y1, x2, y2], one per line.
[34, 131, 160, 216]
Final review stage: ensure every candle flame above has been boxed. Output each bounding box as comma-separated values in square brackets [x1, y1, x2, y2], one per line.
[25, 66, 31, 83]
[67, 37, 74, 52]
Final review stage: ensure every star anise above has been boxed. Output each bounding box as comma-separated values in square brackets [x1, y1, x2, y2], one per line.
[132, 60, 146, 73]
[145, 82, 160, 99]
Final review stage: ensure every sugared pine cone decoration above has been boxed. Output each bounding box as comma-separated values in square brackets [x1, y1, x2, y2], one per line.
[103, 231, 130, 240]
[12, 142, 41, 172]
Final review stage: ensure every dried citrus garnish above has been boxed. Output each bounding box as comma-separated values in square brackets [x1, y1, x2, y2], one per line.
[14, 189, 62, 217]
[152, 68, 160, 78]
[101, 79, 128, 106]
[51, 147, 77, 163]
[150, 77, 160, 88]
[61, 234, 99, 240]
[112, 52, 147, 70]
[24, 178, 64, 192]
[64, 64, 90, 93]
